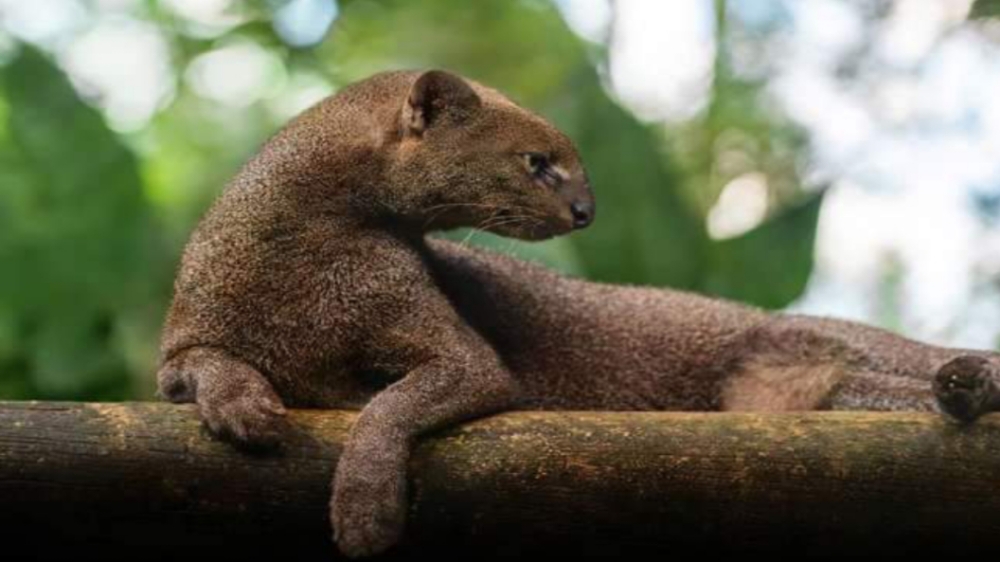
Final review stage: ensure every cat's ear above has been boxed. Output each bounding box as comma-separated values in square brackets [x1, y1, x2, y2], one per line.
[402, 70, 481, 136]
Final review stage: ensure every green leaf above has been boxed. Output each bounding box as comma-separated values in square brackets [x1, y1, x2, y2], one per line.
[970, 0, 1000, 19]
[702, 193, 824, 309]
[554, 80, 708, 288]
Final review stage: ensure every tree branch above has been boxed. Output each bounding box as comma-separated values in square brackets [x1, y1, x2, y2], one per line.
[2, 401, 998, 559]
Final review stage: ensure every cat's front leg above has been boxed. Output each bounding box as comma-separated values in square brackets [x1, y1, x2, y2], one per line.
[331, 333, 516, 558]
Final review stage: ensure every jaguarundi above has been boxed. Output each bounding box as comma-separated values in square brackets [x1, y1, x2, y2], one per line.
[157, 69, 1000, 558]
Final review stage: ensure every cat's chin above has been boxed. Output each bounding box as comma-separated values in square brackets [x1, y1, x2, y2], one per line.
[488, 221, 572, 241]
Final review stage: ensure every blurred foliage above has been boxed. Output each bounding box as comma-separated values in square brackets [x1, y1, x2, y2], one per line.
[670, 1, 808, 217]
[0, 47, 168, 399]
[971, 0, 1000, 19]
[0, 0, 822, 401]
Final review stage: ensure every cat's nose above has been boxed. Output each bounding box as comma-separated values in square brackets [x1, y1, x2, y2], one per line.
[570, 201, 594, 229]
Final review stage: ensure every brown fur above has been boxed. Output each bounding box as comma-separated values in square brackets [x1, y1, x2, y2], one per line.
[157, 70, 1000, 558]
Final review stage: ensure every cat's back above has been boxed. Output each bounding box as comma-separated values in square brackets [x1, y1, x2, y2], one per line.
[425, 238, 769, 410]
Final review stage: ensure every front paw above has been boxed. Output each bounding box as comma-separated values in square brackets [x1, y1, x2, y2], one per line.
[934, 356, 1000, 424]
[331, 464, 407, 558]
[199, 388, 290, 451]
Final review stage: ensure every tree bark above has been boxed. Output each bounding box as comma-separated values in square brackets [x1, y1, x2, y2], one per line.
[1, 401, 998, 559]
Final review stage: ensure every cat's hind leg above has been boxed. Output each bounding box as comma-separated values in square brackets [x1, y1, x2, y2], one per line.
[720, 362, 939, 413]
[720, 319, 941, 413]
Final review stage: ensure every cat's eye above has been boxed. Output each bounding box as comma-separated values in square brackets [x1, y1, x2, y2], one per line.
[524, 152, 550, 174]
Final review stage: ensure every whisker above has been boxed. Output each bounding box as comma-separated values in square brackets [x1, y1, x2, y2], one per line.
[460, 228, 479, 247]
[477, 216, 534, 233]
[504, 237, 520, 256]
[459, 208, 506, 248]
[475, 212, 526, 232]
[423, 202, 503, 230]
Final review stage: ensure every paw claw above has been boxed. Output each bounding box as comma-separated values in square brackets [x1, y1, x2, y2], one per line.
[200, 393, 290, 451]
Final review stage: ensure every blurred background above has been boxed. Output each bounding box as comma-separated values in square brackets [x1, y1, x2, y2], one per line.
[1, 0, 1000, 401]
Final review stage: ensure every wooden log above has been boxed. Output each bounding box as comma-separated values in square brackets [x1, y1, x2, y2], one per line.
[1, 401, 999, 560]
